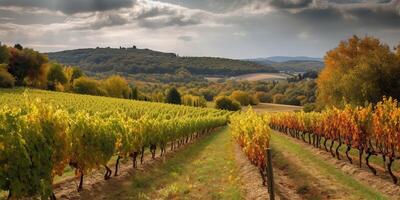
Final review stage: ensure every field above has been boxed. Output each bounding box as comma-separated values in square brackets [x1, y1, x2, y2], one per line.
[244, 103, 302, 113]
[232, 73, 291, 81]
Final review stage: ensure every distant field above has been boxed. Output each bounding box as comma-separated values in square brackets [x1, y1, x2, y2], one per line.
[244, 103, 302, 113]
[233, 73, 290, 81]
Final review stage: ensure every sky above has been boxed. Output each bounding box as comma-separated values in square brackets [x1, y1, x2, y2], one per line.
[0, 0, 399, 59]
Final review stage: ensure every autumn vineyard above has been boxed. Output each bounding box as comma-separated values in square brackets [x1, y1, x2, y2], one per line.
[1, 6, 400, 198]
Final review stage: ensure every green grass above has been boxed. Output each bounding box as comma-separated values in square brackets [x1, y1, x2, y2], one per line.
[271, 130, 388, 200]
[101, 127, 244, 200]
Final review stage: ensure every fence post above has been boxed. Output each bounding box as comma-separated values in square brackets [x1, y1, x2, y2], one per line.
[266, 148, 275, 200]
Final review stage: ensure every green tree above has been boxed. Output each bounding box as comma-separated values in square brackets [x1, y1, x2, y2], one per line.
[214, 96, 241, 111]
[166, 87, 181, 104]
[0, 45, 10, 64]
[47, 63, 68, 90]
[130, 86, 138, 100]
[14, 43, 23, 50]
[317, 36, 400, 107]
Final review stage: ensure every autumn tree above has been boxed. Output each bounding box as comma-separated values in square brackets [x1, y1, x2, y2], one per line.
[101, 75, 131, 99]
[8, 47, 48, 86]
[317, 36, 400, 107]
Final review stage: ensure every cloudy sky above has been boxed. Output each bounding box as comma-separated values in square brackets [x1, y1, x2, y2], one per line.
[0, 0, 399, 58]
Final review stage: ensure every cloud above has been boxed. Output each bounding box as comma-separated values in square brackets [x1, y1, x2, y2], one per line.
[178, 35, 192, 42]
[269, 0, 313, 9]
[0, 0, 134, 14]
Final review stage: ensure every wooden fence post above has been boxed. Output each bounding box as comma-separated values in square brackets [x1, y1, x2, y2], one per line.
[266, 148, 275, 200]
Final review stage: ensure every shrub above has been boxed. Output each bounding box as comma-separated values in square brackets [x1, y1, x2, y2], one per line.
[255, 92, 272, 103]
[101, 75, 131, 99]
[303, 103, 317, 112]
[73, 77, 105, 96]
[214, 96, 241, 111]
[230, 90, 251, 106]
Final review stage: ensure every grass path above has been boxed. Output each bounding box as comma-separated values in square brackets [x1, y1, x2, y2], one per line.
[271, 130, 388, 200]
[91, 127, 244, 200]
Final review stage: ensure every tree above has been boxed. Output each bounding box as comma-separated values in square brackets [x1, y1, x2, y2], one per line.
[130, 86, 138, 100]
[0, 64, 15, 88]
[317, 36, 400, 107]
[101, 75, 131, 99]
[214, 96, 241, 111]
[14, 44, 23, 50]
[47, 63, 68, 90]
[0, 45, 10, 64]
[166, 87, 181, 104]
[8, 47, 48, 86]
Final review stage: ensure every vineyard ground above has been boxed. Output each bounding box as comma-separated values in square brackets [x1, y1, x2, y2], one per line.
[271, 130, 400, 199]
[53, 127, 262, 200]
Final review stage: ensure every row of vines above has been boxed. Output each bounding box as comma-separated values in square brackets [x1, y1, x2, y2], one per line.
[0, 95, 229, 199]
[270, 97, 400, 184]
[230, 109, 271, 185]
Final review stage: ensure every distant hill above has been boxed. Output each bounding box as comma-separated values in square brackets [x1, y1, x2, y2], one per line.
[247, 57, 324, 72]
[263, 56, 323, 62]
[47, 47, 277, 76]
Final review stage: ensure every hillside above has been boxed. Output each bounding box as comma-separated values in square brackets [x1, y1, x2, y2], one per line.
[249, 58, 324, 72]
[47, 47, 277, 76]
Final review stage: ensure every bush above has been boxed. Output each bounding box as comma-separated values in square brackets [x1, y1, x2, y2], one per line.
[255, 92, 272, 103]
[214, 96, 241, 111]
[73, 77, 105, 96]
[101, 75, 131, 99]
[0, 67, 15, 88]
[230, 90, 252, 106]
[303, 103, 317, 112]
[47, 63, 68, 90]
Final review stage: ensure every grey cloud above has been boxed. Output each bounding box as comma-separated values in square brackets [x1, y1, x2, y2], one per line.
[178, 35, 192, 42]
[0, 0, 134, 14]
[270, 0, 313, 9]
[89, 13, 129, 30]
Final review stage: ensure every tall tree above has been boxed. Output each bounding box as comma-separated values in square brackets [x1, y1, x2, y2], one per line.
[166, 87, 181, 104]
[8, 47, 48, 86]
[0, 45, 10, 64]
[317, 36, 400, 107]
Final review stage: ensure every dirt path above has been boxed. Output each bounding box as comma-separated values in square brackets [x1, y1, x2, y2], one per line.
[271, 130, 398, 200]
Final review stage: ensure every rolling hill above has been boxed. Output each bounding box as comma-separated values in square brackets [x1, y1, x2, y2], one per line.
[46, 47, 277, 76]
[248, 57, 324, 72]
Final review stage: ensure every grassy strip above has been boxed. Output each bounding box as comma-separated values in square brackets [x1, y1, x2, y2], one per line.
[272, 131, 388, 200]
[271, 144, 331, 200]
[100, 127, 244, 200]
